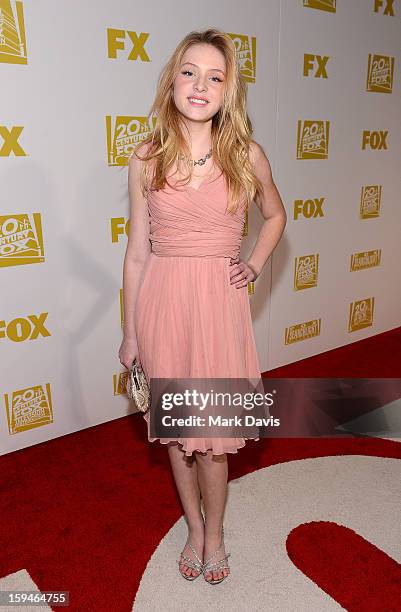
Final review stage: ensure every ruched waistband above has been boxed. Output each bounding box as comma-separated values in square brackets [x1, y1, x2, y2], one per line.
[150, 241, 241, 259]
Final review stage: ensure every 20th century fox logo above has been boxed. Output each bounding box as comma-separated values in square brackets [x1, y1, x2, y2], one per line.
[4, 384, 53, 434]
[106, 116, 156, 166]
[227, 33, 256, 83]
[0, 214, 45, 267]
[349, 298, 375, 332]
[360, 186, 381, 218]
[294, 254, 319, 290]
[366, 54, 394, 93]
[297, 121, 329, 159]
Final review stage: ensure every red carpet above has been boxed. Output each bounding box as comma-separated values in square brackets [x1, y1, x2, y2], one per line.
[0, 326, 400, 611]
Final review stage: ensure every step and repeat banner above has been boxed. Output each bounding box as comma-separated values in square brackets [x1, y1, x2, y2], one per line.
[1, 0, 400, 455]
[268, 0, 401, 368]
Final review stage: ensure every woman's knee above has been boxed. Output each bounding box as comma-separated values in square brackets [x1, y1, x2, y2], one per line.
[195, 449, 227, 463]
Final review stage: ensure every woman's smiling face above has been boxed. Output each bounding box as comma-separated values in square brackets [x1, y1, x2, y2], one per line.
[173, 43, 226, 124]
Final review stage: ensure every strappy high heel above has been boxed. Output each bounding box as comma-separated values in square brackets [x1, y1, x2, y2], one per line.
[177, 540, 204, 580]
[202, 526, 231, 585]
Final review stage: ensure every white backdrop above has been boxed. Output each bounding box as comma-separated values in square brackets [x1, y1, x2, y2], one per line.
[1, 0, 400, 455]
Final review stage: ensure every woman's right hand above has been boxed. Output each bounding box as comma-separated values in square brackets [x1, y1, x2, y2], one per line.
[118, 336, 142, 372]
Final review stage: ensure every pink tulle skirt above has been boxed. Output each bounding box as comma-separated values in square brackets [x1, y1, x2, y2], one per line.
[134, 253, 263, 456]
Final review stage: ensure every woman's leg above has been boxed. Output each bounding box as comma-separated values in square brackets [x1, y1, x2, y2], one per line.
[195, 450, 230, 582]
[167, 442, 205, 577]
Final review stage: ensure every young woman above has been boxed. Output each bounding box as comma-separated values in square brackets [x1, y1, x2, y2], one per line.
[119, 28, 286, 585]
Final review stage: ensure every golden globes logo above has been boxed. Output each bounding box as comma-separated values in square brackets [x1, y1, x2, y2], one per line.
[227, 33, 256, 83]
[303, 54, 329, 79]
[111, 217, 129, 243]
[374, 0, 395, 16]
[360, 186, 381, 219]
[285, 319, 321, 345]
[297, 120, 329, 159]
[0, 125, 26, 156]
[303, 0, 336, 13]
[294, 198, 325, 220]
[348, 298, 375, 332]
[0, 0, 27, 64]
[294, 254, 319, 290]
[113, 371, 129, 396]
[362, 130, 388, 150]
[366, 54, 394, 93]
[0, 213, 44, 267]
[0, 313, 50, 342]
[106, 115, 156, 166]
[5, 384, 53, 434]
[107, 29, 150, 61]
[350, 249, 381, 272]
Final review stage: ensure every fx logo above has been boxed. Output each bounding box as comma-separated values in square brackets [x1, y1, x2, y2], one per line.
[303, 54, 329, 78]
[374, 0, 395, 15]
[107, 29, 150, 61]
[362, 130, 388, 150]
[0, 126, 26, 157]
[111, 218, 129, 243]
[294, 199, 325, 219]
[0, 313, 51, 342]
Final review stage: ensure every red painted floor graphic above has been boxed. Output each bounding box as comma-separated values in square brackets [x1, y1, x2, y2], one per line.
[287, 521, 401, 612]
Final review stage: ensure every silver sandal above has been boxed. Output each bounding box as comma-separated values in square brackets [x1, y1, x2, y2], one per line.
[177, 541, 204, 581]
[203, 526, 231, 585]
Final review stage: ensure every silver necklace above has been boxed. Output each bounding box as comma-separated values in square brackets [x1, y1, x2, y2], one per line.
[192, 147, 212, 166]
[179, 148, 213, 166]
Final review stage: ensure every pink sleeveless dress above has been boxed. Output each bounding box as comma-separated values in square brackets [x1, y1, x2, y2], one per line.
[134, 164, 262, 456]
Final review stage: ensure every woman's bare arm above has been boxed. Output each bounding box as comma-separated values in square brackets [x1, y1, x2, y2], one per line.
[246, 141, 287, 277]
[122, 146, 152, 340]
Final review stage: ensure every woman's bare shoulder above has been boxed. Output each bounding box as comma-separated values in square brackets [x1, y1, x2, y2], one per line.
[248, 140, 275, 207]
[249, 140, 269, 164]
[129, 141, 152, 165]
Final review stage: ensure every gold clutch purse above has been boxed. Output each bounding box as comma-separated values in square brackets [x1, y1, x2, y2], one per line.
[126, 358, 150, 413]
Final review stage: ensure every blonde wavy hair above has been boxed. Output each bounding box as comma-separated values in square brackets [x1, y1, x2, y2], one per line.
[131, 27, 263, 215]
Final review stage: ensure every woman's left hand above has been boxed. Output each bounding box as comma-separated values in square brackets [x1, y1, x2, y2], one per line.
[229, 257, 259, 288]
